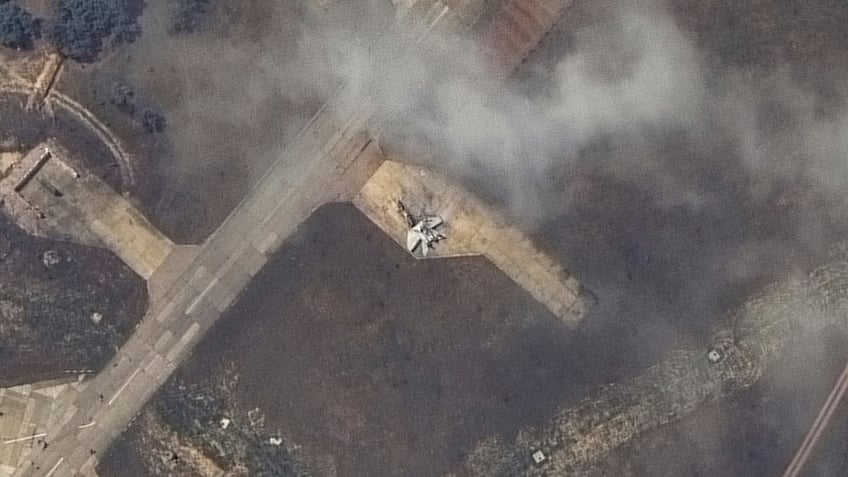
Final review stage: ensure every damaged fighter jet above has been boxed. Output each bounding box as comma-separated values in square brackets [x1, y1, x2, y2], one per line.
[397, 199, 445, 257]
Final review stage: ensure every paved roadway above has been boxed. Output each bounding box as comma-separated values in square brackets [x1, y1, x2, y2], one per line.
[15, 10, 482, 476]
[782, 358, 848, 477]
[16, 0, 563, 471]
[16, 94, 379, 476]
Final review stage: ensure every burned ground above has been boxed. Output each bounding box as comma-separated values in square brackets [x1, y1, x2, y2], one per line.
[506, 0, 848, 473]
[0, 92, 149, 386]
[52, 0, 315, 244]
[595, 326, 848, 477]
[667, 0, 848, 74]
[56, 0, 394, 244]
[0, 92, 125, 187]
[99, 203, 595, 477]
[0, 213, 147, 386]
[470, 0, 848, 391]
[29, 0, 848, 474]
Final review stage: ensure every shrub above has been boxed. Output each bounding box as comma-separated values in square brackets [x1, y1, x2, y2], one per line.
[0, 2, 41, 50]
[107, 82, 136, 116]
[141, 109, 165, 133]
[104, 82, 166, 133]
[49, 0, 144, 63]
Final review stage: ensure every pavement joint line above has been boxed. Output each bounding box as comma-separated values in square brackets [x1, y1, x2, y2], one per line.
[218, 249, 245, 276]
[76, 421, 95, 430]
[2, 434, 46, 446]
[154, 300, 177, 323]
[53, 405, 78, 435]
[180, 322, 201, 344]
[80, 455, 97, 475]
[43, 457, 63, 477]
[185, 277, 218, 315]
[165, 337, 188, 363]
[256, 233, 279, 254]
[153, 330, 173, 353]
[143, 353, 171, 379]
[253, 153, 338, 233]
[107, 369, 140, 406]
[201, 79, 346, 241]
[189, 265, 207, 282]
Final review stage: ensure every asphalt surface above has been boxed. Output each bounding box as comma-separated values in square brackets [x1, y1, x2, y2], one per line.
[16, 8, 505, 475]
[15, 90, 377, 476]
[98, 203, 580, 476]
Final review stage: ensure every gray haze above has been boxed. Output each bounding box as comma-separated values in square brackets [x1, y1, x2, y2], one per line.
[113, 0, 848, 473]
[320, 1, 848, 473]
[370, 4, 848, 234]
[124, 0, 848, 240]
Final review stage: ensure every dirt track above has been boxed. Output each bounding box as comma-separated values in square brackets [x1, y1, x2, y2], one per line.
[0, 91, 150, 386]
[56, 0, 394, 244]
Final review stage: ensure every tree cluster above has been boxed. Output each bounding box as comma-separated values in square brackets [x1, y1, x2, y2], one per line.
[49, 0, 144, 62]
[0, 0, 205, 64]
[0, 1, 41, 50]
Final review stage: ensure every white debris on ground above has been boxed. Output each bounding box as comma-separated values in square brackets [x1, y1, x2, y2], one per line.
[41, 249, 60, 268]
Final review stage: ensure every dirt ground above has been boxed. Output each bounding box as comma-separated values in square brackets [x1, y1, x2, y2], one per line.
[0, 93, 124, 186]
[56, 0, 393, 244]
[512, 0, 848, 473]
[91, 0, 848, 475]
[0, 92, 148, 386]
[0, 213, 147, 387]
[487, 0, 847, 388]
[98, 203, 593, 476]
[667, 0, 848, 73]
[595, 326, 848, 476]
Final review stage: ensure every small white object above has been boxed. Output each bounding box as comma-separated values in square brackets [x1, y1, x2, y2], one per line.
[269, 437, 282, 446]
[532, 450, 546, 464]
[220, 418, 231, 429]
[90, 312, 103, 324]
[0, 152, 18, 177]
[42, 250, 60, 268]
[707, 348, 722, 363]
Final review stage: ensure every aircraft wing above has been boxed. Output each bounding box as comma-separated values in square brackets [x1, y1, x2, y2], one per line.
[406, 229, 422, 252]
[421, 216, 443, 228]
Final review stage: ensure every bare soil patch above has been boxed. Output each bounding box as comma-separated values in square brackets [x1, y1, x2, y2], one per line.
[56, 0, 393, 243]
